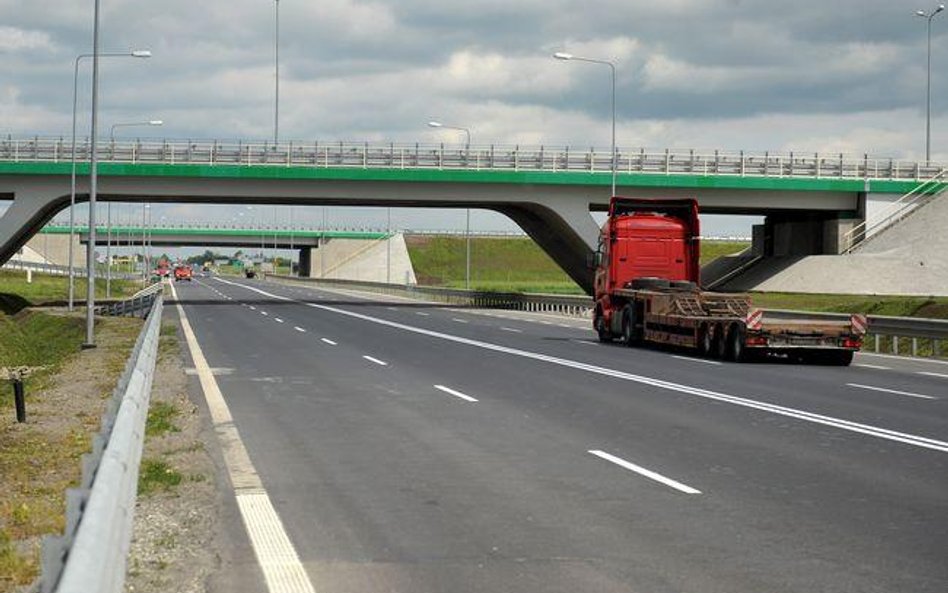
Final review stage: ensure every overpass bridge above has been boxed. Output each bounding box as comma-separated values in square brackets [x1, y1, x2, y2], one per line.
[2, 136, 944, 292]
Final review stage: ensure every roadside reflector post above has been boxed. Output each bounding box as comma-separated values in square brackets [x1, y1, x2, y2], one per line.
[13, 379, 25, 423]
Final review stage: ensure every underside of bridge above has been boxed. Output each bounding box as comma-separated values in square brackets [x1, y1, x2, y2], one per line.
[0, 173, 865, 295]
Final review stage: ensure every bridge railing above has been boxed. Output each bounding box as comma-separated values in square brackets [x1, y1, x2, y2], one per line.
[2, 136, 945, 181]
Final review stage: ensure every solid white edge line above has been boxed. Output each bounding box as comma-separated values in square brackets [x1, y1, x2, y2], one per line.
[434, 384, 479, 402]
[588, 450, 701, 494]
[858, 351, 948, 366]
[214, 277, 948, 454]
[918, 371, 948, 379]
[671, 355, 723, 366]
[293, 326, 306, 333]
[846, 383, 936, 400]
[363, 355, 388, 366]
[321, 338, 337, 345]
[169, 282, 317, 593]
[854, 363, 891, 370]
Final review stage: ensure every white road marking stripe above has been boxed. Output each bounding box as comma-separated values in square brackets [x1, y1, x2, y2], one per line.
[387, 307, 398, 311]
[918, 371, 948, 379]
[169, 282, 316, 593]
[216, 278, 948, 454]
[275, 318, 284, 323]
[363, 355, 388, 366]
[434, 384, 478, 402]
[846, 383, 936, 400]
[672, 355, 723, 366]
[321, 338, 337, 345]
[415, 312, 430, 316]
[588, 450, 701, 495]
[572, 339, 598, 346]
[858, 351, 948, 366]
[294, 326, 306, 333]
[452, 318, 469, 323]
[249, 306, 256, 310]
[854, 363, 891, 370]
[260, 311, 268, 316]
[500, 327, 523, 333]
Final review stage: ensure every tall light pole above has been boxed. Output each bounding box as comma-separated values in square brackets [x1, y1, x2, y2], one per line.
[428, 121, 473, 288]
[917, 4, 945, 163]
[274, 0, 280, 145]
[84, 0, 102, 348]
[554, 52, 617, 197]
[68, 49, 151, 310]
[105, 120, 162, 296]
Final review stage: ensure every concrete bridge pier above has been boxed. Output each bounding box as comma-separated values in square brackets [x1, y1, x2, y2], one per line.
[298, 246, 314, 278]
[0, 188, 68, 267]
[754, 212, 860, 257]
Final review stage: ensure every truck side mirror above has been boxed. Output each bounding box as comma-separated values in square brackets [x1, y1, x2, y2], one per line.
[587, 250, 603, 270]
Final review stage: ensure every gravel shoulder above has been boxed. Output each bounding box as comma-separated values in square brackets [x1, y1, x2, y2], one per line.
[124, 313, 223, 593]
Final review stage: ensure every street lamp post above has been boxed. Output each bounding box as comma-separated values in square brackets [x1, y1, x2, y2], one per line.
[68, 49, 151, 310]
[83, 0, 103, 348]
[554, 52, 617, 197]
[917, 4, 945, 163]
[274, 0, 280, 145]
[427, 121, 473, 288]
[105, 120, 162, 296]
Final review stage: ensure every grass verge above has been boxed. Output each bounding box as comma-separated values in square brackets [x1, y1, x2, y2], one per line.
[406, 235, 749, 294]
[0, 269, 139, 314]
[138, 459, 183, 496]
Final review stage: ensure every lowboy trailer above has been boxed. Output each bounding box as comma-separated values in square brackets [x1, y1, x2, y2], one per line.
[592, 198, 866, 365]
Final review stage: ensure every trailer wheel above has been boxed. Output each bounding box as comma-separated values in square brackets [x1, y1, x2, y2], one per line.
[714, 324, 728, 359]
[727, 324, 747, 362]
[595, 310, 613, 343]
[698, 323, 713, 356]
[621, 306, 639, 346]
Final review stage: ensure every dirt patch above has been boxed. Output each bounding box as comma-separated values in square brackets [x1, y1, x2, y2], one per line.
[0, 313, 142, 592]
[125, 319, 221, 593]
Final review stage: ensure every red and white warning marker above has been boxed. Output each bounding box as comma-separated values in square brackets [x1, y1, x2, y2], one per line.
[745, 308, 763, 331]
[850, 314, 869, 335]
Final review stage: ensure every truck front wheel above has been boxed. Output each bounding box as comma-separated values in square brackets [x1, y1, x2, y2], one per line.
[595, 311, 613, 343]
[621, 306, 639, 346]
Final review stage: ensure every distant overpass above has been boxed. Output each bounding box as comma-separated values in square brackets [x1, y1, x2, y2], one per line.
[38, 225, 387, 248]
[2, 136, 945, 292]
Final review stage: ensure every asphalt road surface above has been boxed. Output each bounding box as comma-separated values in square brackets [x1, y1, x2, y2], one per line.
[169, 276, 947, 593]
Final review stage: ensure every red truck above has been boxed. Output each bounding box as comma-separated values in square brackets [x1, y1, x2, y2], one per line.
[592, 197, 866, 365]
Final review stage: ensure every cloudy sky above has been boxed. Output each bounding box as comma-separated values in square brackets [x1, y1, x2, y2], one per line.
[2, 0, 947, 238]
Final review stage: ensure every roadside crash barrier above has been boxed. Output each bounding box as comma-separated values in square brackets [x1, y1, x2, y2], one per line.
[40, 294, 163, 593]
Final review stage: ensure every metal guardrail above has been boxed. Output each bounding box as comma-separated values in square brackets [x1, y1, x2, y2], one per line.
[94, 281, 163, 317]
[2, 258, 87, 277]
[268, 275, 948, 359]
[3, 135, 947, 181]
[40, 294, 163, 593]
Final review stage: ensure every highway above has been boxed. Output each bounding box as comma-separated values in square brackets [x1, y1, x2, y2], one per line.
[169, 276, 947, 593]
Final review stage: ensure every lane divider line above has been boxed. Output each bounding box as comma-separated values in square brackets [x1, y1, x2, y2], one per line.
[294, 326, 306, 333]
[275, 318, 284, 323]
[500, 327, 523, 333]
[415, 312, 430, 316]
[434, 384, 478, 403]
[215, 277, 948, 454]
[260, 311, 269, 316]
[320, 338, 338, 346]
[169, 281, 316, 593]
[854, 364, 891, 370]
[671, 355, 723, 366]
[452, 318, 469, 324]
[588, 450, 701, 494]
[846, 383, 936, 400]
[363, 355, 388, 366]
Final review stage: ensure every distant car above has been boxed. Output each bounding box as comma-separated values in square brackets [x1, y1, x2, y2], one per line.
[174, 265, 193, 282]
[245, 269, 256, 279]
